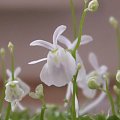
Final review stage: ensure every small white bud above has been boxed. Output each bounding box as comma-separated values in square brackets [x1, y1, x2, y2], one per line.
[0, 48, 5, 58]
[29, 84, 44, 99]
[109, 16, 118, 29]
[87, 0, 99, 12]
[116, 70, 120, 83]
[8, 42, 14, 53]
[113, 85, 120, 95]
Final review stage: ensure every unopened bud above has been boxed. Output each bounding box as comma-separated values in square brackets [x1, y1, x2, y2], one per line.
[116, 70, 120, 83]
[8, 42, 14, 53]
[88, 79, 99, 89]
[29, 84, 44, 99]
[113, 85, 120, 95]
[0, 48, 5, 58]
[86, 0, 99, 12]
[109, 16, 118, 29]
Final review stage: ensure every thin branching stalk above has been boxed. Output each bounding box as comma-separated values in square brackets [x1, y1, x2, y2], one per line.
[105, 77, 116, 115]
[72, 3, 87, 59]
[40, 98, 46, 120]
[5, 103, 11, 120]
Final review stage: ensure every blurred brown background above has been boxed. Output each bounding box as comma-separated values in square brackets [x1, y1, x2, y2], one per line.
[0, 0, 120, 113]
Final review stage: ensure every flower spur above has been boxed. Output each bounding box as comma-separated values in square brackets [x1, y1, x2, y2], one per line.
[29, 25, 77, 87]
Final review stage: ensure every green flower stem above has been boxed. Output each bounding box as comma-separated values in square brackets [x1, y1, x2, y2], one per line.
[116, 26, 120, 69]
[11, 53, 15, 81]
[69, 0, 77, 39]
[0, 57, 6, 112]
[105, 77, 116, 115]
[40, 105, 46, 120]
[72, 67, 80, 120]
[40, 98, 46, 120]
[5, 103, 11, 120]
[72, 78, 77, 120]
[72, 3, 87, 59]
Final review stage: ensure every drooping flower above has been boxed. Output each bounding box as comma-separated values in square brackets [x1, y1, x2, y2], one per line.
[79, 52, 108, 115]
[78, 52, 108, 98]
[5, 81, 24, 111]
[29, 25, 77, 87]
[58, 34, 93, 115]
[5, 67, 30, 111]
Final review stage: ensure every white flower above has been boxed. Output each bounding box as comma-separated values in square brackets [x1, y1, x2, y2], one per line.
[78, 52, 108, 98]
[58, 34, 93, 115]
[5, 81, 24, 111]
[79, 52, 107, 115]
[29, 25, 77, 87]
[6, 67, 30, 111]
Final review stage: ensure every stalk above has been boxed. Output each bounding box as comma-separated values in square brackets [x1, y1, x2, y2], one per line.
[69, 0, 77, 39]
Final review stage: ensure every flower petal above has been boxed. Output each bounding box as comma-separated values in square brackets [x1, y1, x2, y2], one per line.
[14, 67, 21, 78]
[64, 82, 72, 107]
[79, 82, 106, 115]
[80, 35, 93, 45]
[75, 95, 79, 118]
[53, 25, 66, 47]
[28, 58, 47, 64]
[30, 40, 54, 50]
[99, 65, 108, 75]
[11, 101, 18, 111]
[57, 35, 72, 48]
[6, 69, 12, 78]
[76, 53, 86, 82]
[88, 52, 99, 70]
[69, 35, 93, 50]
[83, 87, 96, 99]
[17, 78, 30, 97]
[17, 102, 26, 111]
[40, 63, 53, 86]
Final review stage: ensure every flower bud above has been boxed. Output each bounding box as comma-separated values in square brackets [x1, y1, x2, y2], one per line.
[8, 42, 14, 53]
[29, 84, 44, 99]
[87, 71, 100, 89]
[109, 16, 118, 29]
[87, 0, 99, 12]
[116, 70, 120, 83]
[113, 85, 120, 95]
[88, 79, 99, 89]
[0, 48, 5, 58]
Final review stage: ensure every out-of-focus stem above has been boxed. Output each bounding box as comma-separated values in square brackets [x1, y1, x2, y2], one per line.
[72, 3, 87, 59]
[69, 0, 77, 39]
[116, 26, 120, 69]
